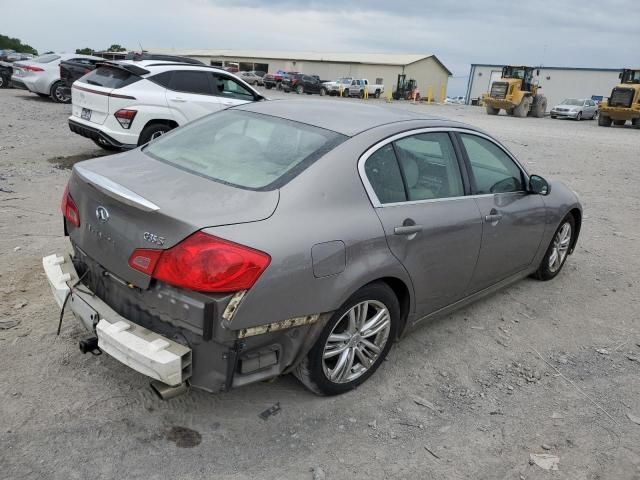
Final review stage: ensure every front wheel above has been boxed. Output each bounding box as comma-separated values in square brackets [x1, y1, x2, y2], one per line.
[374, 90, 381, 99]
[296, 84, 304, 94]
[575, 112, 582, 121]
[533, 215, 575, 281]
[293, 282, 399, 395]
[50, 81, 70, 103]
[598, 114, 612, 126]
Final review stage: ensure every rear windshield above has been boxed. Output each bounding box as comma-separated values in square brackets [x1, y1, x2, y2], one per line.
[144, 111, 345, 190]
[33, 54, 61, 63]
[81, 66, 140, 88]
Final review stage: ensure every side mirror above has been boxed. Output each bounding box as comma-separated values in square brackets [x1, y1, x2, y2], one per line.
[529, 175, 550, 195]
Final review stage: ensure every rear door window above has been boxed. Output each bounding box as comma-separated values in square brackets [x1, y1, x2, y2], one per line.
[169, 71, 212, 95]
[364, 144, 406, 204]
[81, 66, 140, 88]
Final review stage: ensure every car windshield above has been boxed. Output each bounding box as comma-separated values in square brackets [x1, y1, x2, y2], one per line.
[144, 111, 346, 190]
[33, 54, 61, 63]
[561, 99, 583, 106]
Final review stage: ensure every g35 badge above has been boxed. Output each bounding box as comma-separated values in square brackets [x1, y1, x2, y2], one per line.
[143, 232, 166, 246]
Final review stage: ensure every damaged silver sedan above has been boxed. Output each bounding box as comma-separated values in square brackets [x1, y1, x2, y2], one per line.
[44, 99, 582, 397]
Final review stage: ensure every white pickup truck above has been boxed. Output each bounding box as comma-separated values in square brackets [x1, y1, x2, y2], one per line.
[345, 78, 385, 98]
[321, 77, 353, 96]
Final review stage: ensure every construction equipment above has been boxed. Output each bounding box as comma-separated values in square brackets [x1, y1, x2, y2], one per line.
[393, 74, 420, 101]
[597, 68, 640, 127]
[482, 66, 546, 118]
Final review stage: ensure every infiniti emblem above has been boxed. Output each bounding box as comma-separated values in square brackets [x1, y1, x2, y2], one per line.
[95, 206, 110, 223]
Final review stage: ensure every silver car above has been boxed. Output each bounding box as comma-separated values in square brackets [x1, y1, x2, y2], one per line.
[236, 71, 264, 86]
[44, 100, 582, 397]
[11, 52, 104, 103]
[550, 98, 598, 120]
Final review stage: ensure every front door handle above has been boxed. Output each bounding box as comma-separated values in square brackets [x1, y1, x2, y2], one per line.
[394, 225, 423, 235]
[485, 210, 503, 223]
[169, 97, 186, 103]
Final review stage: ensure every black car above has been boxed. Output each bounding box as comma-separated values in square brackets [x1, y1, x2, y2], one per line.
[282, 74, 324, 95]
[0, 61, 12, 88]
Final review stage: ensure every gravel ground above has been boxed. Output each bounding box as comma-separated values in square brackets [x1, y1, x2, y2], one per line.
[0, 87, 639, 480]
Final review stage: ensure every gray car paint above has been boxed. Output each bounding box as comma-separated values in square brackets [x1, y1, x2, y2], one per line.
[64, 99, 582, 392]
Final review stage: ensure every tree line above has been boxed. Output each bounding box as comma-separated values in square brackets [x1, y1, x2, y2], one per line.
[0, 34, 38, 55]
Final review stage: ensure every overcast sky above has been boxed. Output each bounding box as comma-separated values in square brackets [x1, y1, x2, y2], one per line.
[3, 0, 639, 94]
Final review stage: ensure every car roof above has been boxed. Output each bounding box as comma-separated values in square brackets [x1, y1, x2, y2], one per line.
[117, 60, 227, 74]
[234, 99, 472, 136]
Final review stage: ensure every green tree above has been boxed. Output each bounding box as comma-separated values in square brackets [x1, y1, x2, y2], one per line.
[75, 47, 94, 55]
[0, 34, 38, 55]
[106, 44, 127, 52]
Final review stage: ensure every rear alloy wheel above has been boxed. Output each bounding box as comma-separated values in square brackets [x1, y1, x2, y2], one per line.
[598, 114, 612, 127]
[296, 84, 304, 94]
[50, 81, 70, 103]
[534, 215, 575, 281]
[293, 282, 399, 395]
[138, 123, 173, 146]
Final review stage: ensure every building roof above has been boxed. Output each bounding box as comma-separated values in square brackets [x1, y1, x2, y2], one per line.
[151, 49, 452, 74]
[470, 63, 621, 72]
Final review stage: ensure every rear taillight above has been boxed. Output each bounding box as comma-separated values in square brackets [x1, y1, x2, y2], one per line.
[114, 109, 137, 129]
[61, 184, 80, 228]
[24, 65, 44, 73]
[128, 231, 270, 292]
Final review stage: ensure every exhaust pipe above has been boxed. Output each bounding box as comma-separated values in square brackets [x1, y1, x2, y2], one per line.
[150, 380, 188, 400]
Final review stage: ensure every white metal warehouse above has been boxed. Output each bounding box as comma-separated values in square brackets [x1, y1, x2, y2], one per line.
[465, 64, 621, 109]
[154, 49, 452, 97]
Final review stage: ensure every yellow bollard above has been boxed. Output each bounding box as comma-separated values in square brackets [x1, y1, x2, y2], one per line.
[339, 86, 343, 97]
[386, 89, 392, 102]
[363, 87, 368, 100]
[440, 83, 446, 104]
[427, 86, 433, 104]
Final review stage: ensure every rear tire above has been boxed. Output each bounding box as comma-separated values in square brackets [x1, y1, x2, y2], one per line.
[534, 215, 576, 281]
[293, 282, 399, 395]
[50, 81, 70, 103]
[138, 123, 173, 146]
[374, 90, 381, 99]
[613, 119, 626, 126]
[296, 84, 304, 94]
[486, 105, 499, 115]
[598, 114, 612, 127]
[532, 96, 546, 118]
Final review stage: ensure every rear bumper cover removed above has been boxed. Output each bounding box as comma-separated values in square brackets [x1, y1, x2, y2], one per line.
[43, 254, 191, 386]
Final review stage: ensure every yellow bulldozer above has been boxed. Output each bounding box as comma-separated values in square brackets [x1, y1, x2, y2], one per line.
[598, 68, 640, 127]
[482, 66, 546, 118]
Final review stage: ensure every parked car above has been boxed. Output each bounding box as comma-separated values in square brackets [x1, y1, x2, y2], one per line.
[11, 53, 103, 102]
[263, 70, 292, 90]
[68, 60, 263, 150]
[322, 77, 353, 96]
[248, 70, 266, 78]
[445, 96, 465, 104]
[282, 73, 324, 94]
[345, 79, 385, 98]
[44, 100, 582, 397]
[550, 98, 598, 120]
[0, 61, 12, 88]
[237, 71, 264, 86]
[59, 57, 106, 99]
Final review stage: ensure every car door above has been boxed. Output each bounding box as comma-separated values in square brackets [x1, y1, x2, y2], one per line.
[585, 99, 597, 118]
[457, 132, 547, 293]
[165, 70, 222, 122]
[361, 130, 483, 317]
[210, 73, 257, 107]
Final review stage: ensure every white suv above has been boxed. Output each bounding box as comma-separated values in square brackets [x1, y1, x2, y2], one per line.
[68, 61, 264, 150]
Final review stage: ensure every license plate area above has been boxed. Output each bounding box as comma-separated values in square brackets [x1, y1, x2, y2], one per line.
[81, 108, 92, 121]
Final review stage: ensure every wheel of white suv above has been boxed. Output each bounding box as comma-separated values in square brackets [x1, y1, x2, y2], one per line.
[138, 123, 173, 146]
[293, 282, 399, 395]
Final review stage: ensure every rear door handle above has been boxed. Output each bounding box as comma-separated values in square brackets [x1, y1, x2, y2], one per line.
[394, 225, 423, 235]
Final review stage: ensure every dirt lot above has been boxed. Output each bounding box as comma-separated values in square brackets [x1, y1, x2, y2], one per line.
[1, 87, 639, 480]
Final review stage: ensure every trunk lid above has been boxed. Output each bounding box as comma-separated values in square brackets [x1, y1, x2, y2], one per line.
[67, 150, 279, 288]
[71, 81, 113, 125]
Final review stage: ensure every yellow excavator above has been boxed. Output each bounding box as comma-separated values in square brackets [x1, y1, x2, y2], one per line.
[482, 66, 546, 118]
[598, 68, 640, 127]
